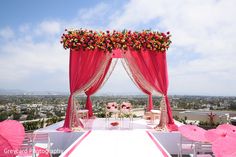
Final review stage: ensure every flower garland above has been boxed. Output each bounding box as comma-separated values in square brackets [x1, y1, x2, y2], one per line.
[61, 29, 171, 52]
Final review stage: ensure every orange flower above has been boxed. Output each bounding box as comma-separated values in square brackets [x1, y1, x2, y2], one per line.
[61, 29, 171, 52]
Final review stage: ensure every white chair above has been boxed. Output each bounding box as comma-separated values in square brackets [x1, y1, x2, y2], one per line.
[178, 135, 213, 157]
[150, 109, 161, 124]
[33, 133, 50, 149]
[17, 133, 34, 157]
[17, 132, 51, 157]
[105, 102, 119, 121]
[120, 102, 133, 121]
[143, 111, 152, 123]
[33, 132, 51, 157]
[178, 135, 196, 157]
[195, 142, 213, 157]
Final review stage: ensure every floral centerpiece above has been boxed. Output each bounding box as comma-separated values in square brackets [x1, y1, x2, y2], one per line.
[61, 29, 171, 53]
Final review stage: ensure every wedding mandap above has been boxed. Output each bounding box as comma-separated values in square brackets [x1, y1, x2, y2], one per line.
[57, 29, 178, 132]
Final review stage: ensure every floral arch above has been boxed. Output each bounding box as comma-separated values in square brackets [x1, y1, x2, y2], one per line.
[58, 29, 177, 132]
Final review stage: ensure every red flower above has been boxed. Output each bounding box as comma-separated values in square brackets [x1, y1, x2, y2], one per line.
[60, 29, 171, 52]
[110, 122, 119, 126]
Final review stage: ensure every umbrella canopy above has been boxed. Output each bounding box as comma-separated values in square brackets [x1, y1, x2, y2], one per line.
[225, 152, 236, 157]
[178, 125, 207, 142]
[212, 136, 236, 157]
[205, 129, 224, 143]
[205, 128, 236, 143]
[0, 120, 25, 157]
[217, 124, 236, 135]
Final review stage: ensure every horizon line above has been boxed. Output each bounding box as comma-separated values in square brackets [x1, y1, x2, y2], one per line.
[0, 88, 235, 97]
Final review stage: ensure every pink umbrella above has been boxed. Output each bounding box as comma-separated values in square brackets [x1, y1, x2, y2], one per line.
[205, 129, 223, 142]
[0, 120, 25, 157]
[212, 136, 236, 157]
[178, 125, 207, 142]
[225, 152, 236, 157]
[205, 128, 236, 143]
[217, 124, 236, 135]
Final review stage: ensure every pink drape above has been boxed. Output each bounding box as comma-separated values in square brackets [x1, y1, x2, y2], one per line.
[148, 94, 153, 111]
[59, 47, 176, 131]
[135, 81, 153, 111]
[123, 49, 177, 131]
[85, 58, 113, 117]
[122, 59, 154, 111]
[58, 49, 111, 131]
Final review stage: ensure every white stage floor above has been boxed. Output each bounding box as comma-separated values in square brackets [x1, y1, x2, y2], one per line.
[60, 130, 171, 157]
[36, 118, 182, 155]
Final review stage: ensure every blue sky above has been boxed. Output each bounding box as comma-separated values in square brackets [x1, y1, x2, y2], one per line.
[0, 0, 236, 96]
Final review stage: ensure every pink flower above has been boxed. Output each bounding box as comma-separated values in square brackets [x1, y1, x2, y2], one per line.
[60, 29, 171, 52]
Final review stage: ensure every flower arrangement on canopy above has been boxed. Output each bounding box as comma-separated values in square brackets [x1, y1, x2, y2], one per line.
[61, 29, 171, 52]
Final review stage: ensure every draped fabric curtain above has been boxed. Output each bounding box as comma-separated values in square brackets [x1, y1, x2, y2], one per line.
[58, 48, 176, 131]
[121, 59, 154, 111]
[123, 49, 177, 131]
[57, 49, 111, 131]
[84, 58, 118, 117]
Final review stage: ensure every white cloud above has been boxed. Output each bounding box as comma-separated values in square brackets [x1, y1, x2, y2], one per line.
[79, 3, 108, 21]
[63, 3, 111, 30]
[0, 24, 69, 91]
[109, 0, 163, 29]
[0, 3, 111, 92]
[35, 21, 61, 35]
[0, 39, 69, 79]
[0, 27, 14, 39]
[19, 24, 30, 33]
[108, 0, 236, 95]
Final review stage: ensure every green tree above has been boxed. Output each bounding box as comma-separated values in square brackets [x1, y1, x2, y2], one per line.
[0, 112, 8, 121]
[46, 111, 53, 117]
[27, 114, 34, 120]
[13, 112, 22, 120]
